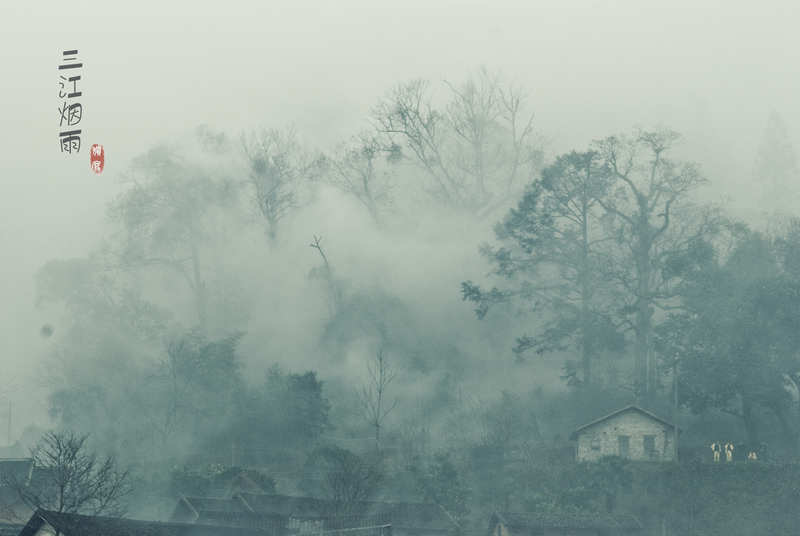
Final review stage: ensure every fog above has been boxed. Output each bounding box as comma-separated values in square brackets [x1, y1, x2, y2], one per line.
[1, 1, 800, 534]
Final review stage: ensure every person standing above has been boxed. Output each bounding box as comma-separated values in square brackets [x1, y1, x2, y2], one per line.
[725, 442, 734, 462]
[711, 441, 721, 462]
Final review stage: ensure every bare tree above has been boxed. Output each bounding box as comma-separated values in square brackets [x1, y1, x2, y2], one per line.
[242, 127, 321, 245]
[4, 431, 131, 516]
[309, 235, 341, 317]
[359, 347, 398, 453]
[325, 132, 399, 224]
[373, 68, 542, 217]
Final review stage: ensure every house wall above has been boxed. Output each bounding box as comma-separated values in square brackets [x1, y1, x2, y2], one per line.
[575, 411, 675, 462]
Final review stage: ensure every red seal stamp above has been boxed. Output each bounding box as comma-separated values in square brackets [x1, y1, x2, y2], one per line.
[90, 144, 104, 174]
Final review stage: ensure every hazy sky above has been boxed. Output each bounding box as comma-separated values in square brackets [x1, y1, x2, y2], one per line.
[1, 0, 798, 442]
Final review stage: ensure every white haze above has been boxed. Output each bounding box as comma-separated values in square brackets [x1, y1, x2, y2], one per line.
[1, 0, 799, 442]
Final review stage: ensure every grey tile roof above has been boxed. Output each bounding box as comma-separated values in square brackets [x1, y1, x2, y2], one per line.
[492, 511, 642, 531]
[236, 494, 455, 531]
[175, 494, 457, 532]
[570, 405, 676, 439]
[19, 509, 279, 536]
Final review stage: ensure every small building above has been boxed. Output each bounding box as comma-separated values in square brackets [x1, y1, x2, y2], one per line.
[17, 509, 278, 536]
[570, 406, 677, 462]
[489, 511, 641, 536]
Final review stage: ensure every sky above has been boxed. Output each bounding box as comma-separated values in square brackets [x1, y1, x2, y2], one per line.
[1, 0, 799, 443]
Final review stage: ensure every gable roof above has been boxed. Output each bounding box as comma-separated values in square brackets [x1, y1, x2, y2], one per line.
[19, 509, 279, 536]
[173, 494, 457, 532]
[236, 494, 455, 532]
[491, 511, 642, 532]
[202, 472, 270, 499]
[570, 405, 676, 440]
[181, 495, 252, 515]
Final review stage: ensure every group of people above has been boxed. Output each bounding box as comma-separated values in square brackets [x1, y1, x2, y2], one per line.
[710, 442, 758, 462]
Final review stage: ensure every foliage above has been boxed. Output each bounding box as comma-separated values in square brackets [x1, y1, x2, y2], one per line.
[144, 330, 245, 448]
[463, 151, 623, 387]
[230, 367, 332, 460]
[412, 451, 470, 523]
[656, 228, 800, 451]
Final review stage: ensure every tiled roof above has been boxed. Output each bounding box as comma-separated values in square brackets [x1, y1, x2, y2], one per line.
[182, 496, 252, 514]
[18, 509, 278, 536]
[570, 405, 676, 439]
[493, 511, 642, 531]
[175, 494, 457, 532]
[236, 494, 455, 531]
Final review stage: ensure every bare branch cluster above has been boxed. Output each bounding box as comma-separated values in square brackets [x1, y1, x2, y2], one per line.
[324, 132, 399, 224]
[5, 431, 131, 517]
[242, 127, 323, 243]
[373, 69, 542, 216]
[358, 348, 398, 452]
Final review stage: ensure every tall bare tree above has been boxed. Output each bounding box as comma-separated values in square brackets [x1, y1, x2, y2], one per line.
[359, 347, 398, 453]
[242, 127, 321, 245]
[373, 68, 542, 217]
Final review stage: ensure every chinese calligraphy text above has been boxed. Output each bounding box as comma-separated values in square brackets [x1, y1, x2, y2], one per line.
[58, 49, 83, 154]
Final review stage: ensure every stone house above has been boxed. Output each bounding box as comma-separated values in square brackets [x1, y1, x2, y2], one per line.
[570, 406, 677, 462]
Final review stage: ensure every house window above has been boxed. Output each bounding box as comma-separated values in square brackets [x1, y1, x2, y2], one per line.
[590, 437, 601, 451]
[644, 435, 656, 459]
[618, 435, 630, 457]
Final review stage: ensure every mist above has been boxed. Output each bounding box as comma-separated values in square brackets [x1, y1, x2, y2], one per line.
[2, 1, 800, 535]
